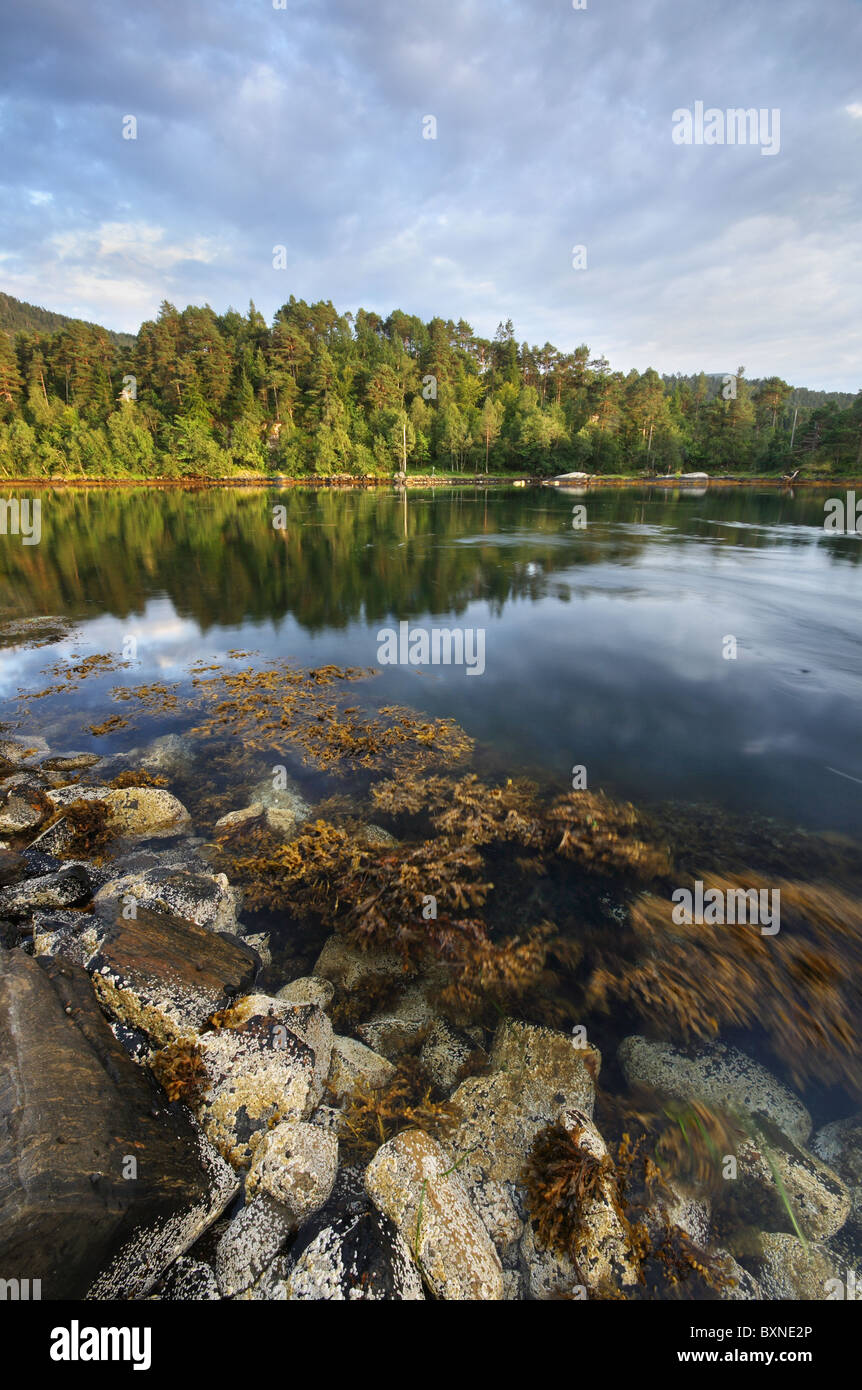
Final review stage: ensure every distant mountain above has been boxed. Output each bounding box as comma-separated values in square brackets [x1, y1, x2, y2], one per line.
[0, 291, 136, 348]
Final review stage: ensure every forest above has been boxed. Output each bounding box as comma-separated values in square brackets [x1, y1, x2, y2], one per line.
[0, 294, 859, 479]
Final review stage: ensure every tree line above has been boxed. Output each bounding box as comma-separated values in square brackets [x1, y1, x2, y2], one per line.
[0, 294, 859, 478]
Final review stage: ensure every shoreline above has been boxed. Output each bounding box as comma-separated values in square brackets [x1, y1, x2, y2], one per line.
[1, 473, 860, 491]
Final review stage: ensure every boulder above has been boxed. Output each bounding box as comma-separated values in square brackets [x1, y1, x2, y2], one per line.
[151, 1255, 221, 1301]
[0, 864, 92, 917]
[214, 1195, 294, 1297]
[284, 1208, 424, 1301]
[314, 933, 408, 993]
[812, 1113, 862, 1231]
[0, 950, 238, 1299]
[0, 735, 50, 764]
[87, 908, 260, 1046]
[365, 1128, 503, 1300]
[420, 1017, 477, 1094]
[276, 975, 335, 1010]
[617, 1036, 811, 1146]
[751, 1232, 857, 1300]
[735, 1131, 851, 1242]
[93, 866, 241, 935]
[245, 1120, 338, 1224]
[327, 1034, 397, 1102]
[355, 984, 435, 1059]
[0, 781, 51, 835]
[195, 1004, 331, 1169]
[45, 785, 192, 840]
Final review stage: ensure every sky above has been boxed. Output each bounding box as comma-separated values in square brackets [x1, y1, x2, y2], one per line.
[1, 0, 860, 389]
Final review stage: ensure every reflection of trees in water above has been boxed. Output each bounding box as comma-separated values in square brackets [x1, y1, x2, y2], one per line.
[0, 486, 858, 632]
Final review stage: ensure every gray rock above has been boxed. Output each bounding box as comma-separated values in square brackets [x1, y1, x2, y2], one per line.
[752, 1232, 857, 1300]
[276, 975, 335, 1010]
[0, 735, 50, 764]
[245, 1120, 338, 1224]
[152, 1255, 221, 1301]
[812, 1113, 862, 1231]
[365, 1127, 503, 1300]
[284, 1208, 424, 1301]
[736, 1132, 851, 1242]
[0, 950, 239, 1300]
[420, 1017, 478, 1094]
[215, 1195, 294, 1297]
[93, 867, 241, 935]
[617, 1036, 811, 1146]
[327, 1034, 396, 1102]
[0, 865, 91, 916]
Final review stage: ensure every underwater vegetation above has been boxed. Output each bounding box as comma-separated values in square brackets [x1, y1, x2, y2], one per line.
[336, 1058, 463, 1163]
[521, 1120, 733, 1300]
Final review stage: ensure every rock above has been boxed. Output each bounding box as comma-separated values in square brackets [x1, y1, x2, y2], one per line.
[327, 1034, 397, 1101]
[314, 933, 408, 993]
[0, 950, 238, 1299]
[214, 805, 265, 836]
[519, 1216, 583, 1299]
[812, 1113, 862, 1230]
[88, 909, 260, 1047]
[40, 753, 102, 772]
[308, 1105, 342, 1135]
[195, 1003, 331, 1169]
[0, 864, 92, 916]
[0, 734, 49, 764]
[276, 975, 335, 1010]
[139, 733, 194, 778]
[420, 1017, 477, 1094]
[45, 785, 192, 840]
[555, 1107, 639, 1291]
[470, 1179, 524, 1269]
[446, 1019, 599, 1190]
[152, 1255, 221, 1301]
[223, 994, 333, 1099]
[93, 867, 241, 935]
[214, 1195, 294, 1297]
[0, 849, 23, 886]
[752, 1232, 855, 1300]
[712, 1249, 762, 1300]
[359, 823, 399, 847]
[735, 1131, 851, 1242]
[242, 932, 271, 968]
[365, 1128, 503, 1300]
[355, 984, 435, 1058]
[27, 817, 75, 856]
[245, 1120, 338, 1223]
[31, 909, 103, 965]
[285, 1208, 424, 1301]
[247, 774, 311, 838]
[617, 1036, 811, 1146]
[0, 782, 51, 835]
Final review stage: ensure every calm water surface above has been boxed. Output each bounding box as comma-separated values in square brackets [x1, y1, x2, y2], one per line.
[2, 484, 860, 836]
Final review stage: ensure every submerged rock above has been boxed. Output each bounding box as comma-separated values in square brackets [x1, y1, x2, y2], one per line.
[420, 1017, 478, 1094]
[355, 984, 435, 1059]
[0, 734, 50, 764]
[617, 1036, 811, 1146]
[0, 950, 238, 1299]
[735, 1131, 851, 1242]
[327, 1034, 397, 1101]
[276, 975, 335, 1010]
[812, 1113, 862, 1232]
[245, 1120, 338, 1223]
[151, 1255, 221, 1301]
[314, 934, 408, 993]
[365, 1128, 503, 1300]
[285, 1207, 424, 1301]
[751, 1232, 857, 1300]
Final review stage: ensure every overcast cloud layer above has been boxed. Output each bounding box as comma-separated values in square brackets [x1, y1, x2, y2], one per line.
[1, 0, 860, 388]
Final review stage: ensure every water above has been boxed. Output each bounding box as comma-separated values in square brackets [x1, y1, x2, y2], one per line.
[2, 483, 861, 836]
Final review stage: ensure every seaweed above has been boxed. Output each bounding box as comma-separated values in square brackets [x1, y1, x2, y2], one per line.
[150, 1039, 208, 1105]
[336, 1058, 462, 1163]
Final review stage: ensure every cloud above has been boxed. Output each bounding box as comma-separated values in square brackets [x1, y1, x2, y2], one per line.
[0, 0, 859, 387]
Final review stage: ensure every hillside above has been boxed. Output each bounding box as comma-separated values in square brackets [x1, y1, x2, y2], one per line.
[0, 291, 136, 348]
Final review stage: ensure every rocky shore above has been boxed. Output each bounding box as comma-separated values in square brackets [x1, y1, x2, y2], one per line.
[0, 730, 859, 1301]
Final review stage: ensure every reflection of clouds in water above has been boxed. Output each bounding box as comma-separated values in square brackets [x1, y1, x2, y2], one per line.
[742, 734, 800, 756]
